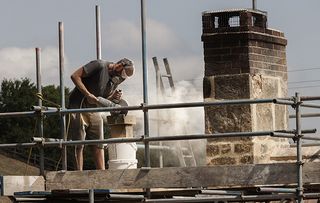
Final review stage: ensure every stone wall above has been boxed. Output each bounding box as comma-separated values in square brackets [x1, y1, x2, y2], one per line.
[205, 74, 288, 165]
[202, 9, 289, 165]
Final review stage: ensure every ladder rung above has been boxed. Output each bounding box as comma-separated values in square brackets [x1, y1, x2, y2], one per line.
[183, 155, 193, 158]
[161, 74, 172, 78]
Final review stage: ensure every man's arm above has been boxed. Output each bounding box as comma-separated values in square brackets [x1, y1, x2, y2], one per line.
[71, 66, 99, 104]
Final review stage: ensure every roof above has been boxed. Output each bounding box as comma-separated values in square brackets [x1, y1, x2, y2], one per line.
[202, 8, 267, 16]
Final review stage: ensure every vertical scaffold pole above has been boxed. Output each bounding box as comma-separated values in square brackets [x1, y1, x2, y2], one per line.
[141, 0, 151, 197]
[295, 92, 304, 203]
[140, 0, 150, 168]
[35, 47, 45, 176]
[59, 22, 67, 171]
[252, 0, 257, 10]
[96, 5, 101, 60]
[89, 189, 94, 203]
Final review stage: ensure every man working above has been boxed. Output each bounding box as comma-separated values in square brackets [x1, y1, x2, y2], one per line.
[68, 58, 134, 170]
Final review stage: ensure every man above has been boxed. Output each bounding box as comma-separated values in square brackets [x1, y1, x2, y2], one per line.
[68, 58, 134, 171]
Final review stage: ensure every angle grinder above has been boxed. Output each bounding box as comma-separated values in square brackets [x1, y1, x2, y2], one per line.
[97, 96, 128, 115]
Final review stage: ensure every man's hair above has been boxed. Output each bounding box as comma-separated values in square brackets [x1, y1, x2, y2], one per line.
[117, 58, 133, 67]
[117, 58, 134, 77]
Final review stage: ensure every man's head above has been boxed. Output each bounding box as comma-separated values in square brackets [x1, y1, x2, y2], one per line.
[108, 58, 134, 85]
[117, 58, 134, 77]
[110, 58, 134, 79]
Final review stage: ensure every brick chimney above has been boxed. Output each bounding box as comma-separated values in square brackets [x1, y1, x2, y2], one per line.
[202, 9, 288, 165]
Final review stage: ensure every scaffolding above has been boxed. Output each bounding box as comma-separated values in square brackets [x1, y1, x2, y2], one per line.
[0, 2, 320, 203]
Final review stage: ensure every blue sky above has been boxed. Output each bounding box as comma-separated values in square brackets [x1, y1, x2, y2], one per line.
[1, 0, 320, 99]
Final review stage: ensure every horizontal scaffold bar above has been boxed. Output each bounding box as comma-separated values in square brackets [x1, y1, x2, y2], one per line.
[0, 129, 317, 149]
[0, 98, 294, 119]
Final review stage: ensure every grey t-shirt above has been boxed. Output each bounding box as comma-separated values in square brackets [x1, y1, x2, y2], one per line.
[68, 59, 118, 108]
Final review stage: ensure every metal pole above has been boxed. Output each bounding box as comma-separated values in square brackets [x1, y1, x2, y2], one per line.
[252, 0, 257, 10]
[144, 194, 299, 203]
[108, 194, 145, 200]
[89, 189, 94, 203]
[275, 129, 316, 134]
[299, 103, 320, 109]
[59, 22, 67, 171]
[257, 187, 297, 193]
[0, 131, 278, 149]
[291, 143, 320, 147]
[300, 96, 320, 101]
[35, 47, 45, 176]
[144, 131, 272, 142]
[0, 143, 37, 148]
[295, 92, 304, 203]
[140, 0, 151, 197]
[0, 128, 312, 149]
[140, 0, 150, 167]
[290, 113, 320, 118]
[137, 144, 172, 151]
[96, 5, 101, 60]
[0, 98, 292, 118]
[201, 190, 242, 196]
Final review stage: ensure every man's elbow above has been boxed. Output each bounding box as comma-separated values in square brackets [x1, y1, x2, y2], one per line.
[70, 74, 75, 82]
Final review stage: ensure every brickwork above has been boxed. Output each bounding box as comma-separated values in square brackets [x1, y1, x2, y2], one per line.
[202, 9, 289, 165]
[202, 32, 287, 80]
[202, 9, 287, 83]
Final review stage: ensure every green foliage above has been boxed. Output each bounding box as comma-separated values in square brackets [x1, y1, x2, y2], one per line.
[0, 78, 107, 170]
[0, 78, 37, 143]
[0, 78, 75, 170]
[42, 85, 69, 140]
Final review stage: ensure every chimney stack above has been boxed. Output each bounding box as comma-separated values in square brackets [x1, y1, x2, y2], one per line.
[202, 9, 288, 165]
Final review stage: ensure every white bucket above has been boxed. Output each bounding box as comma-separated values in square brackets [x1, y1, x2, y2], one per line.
[107, 143, 137, 160]
[108, 159, 138, 169]
[106, 143, 138, 169]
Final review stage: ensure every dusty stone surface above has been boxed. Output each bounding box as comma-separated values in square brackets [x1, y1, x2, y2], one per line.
[0, 197, 14, 203]
[204, 73, 290, 165]
[210, 157, 237, 165]
[0, 153, 39, 175]
[206, 144, 219, 156]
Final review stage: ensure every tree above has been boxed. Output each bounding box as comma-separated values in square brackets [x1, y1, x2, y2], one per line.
[0, 78, 75, 170]
[0, 78, 37, 143]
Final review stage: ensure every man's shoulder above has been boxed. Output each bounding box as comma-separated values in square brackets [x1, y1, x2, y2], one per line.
[86, 59, 109, 66]
[83, 59, 111, 73]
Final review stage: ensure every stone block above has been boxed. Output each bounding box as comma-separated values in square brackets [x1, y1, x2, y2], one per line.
[203, 77, 212, 99]
[206, 144, 219, 156]
[0, 176, 45, 196]
[240, 155, 254, 164]
[107, 115, 136, 126]
[221, 144, 232, 154]
[0, 197, 14, 203]
[275, 105, 287, 130]
[109, 125, 134, 138]
[106, 115, 136, 138]
[205, 104, 252, 133]
[255, 104, 274, 131]
[214, 74, 250, 99]
[209, 157, 237, 165]
[234, 143, 253, 154]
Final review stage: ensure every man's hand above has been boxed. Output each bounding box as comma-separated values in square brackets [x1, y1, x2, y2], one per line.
[109, 89, 122, 102]
[85, 93, 99, 104]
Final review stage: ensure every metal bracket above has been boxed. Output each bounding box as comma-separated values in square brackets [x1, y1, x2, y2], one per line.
[296, 161, 304, 166]
[141, 103, 148, 112]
